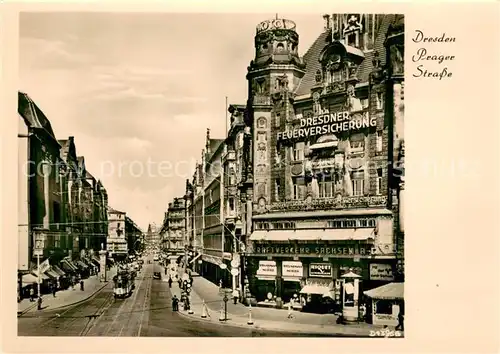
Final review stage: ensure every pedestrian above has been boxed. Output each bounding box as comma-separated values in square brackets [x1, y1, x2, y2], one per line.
[52, 284, 57, 297]
[395, 310, 404, 331]
[80, 279, 84, 291]
[287, 300, 294, 319]
[37, 296, 43, 310]
[168, 277, 172, 288]
[184, 295, 190, 311]
[164, 268, 167, 275]
[172, 295, 179, 311]
[29, 286, 35, 302]
[359, 303, 366, 322]
[232, 288, 239, 304]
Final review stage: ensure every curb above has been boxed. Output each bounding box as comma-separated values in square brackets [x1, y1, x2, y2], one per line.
[17, 281, 110, 317]
[175, 308, 373, 336]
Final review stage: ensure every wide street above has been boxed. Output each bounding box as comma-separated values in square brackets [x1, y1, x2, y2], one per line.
[18, 258, 339, 337]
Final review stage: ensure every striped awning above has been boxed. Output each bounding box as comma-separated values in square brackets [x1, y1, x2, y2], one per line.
[22, 273, 38, 285]
[31, 272, 50, 281]
[300, 284, 330, 295]
[61, 259, 78, 272]
[52, 265, 66, 276]
[76, 260, 89, 269]
[46, 268, 60, 279]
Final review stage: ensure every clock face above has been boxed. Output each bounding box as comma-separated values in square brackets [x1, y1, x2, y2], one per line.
[313, 92, 320, 100]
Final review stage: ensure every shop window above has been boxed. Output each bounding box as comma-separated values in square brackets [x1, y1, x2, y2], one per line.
[319, 174, 335, 198]
[375, 300, 394, 315]
[376, 168, 383, 195]
[256, 222, 270, 230]
[358, 218, 377, 228]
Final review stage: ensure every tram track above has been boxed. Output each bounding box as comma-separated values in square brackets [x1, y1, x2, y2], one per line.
[94, 263, 153, 337]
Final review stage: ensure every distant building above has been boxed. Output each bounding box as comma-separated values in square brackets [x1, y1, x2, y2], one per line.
[162, 198, 186, 253]
[107, 207, 128, 260]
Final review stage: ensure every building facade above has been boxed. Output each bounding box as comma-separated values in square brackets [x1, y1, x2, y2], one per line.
[172, 14, 404, 316]
[237, 14, 405, 313]
[164, 198, 187, 253]
[18, 92, 110, 299]
[107, 207, 128, 260]
[125, 216, 143, 254]
[221, 105, 247, 291]
[199, 129, 230, 286]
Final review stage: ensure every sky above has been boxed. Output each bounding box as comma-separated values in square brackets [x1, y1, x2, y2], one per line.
[19, 12, 324, 231]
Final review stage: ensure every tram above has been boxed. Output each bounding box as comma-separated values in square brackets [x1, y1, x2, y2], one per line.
[113, 270, 133, 298]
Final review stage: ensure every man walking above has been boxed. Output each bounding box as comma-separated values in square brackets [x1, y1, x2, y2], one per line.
[80, 279, 84, 291]
[168, 277, 173, 288]
[172, 295, 179, 311]
[29, 286, 35, 302]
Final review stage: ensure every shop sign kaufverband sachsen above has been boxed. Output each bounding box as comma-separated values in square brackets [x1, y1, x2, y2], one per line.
[254, 244, 372, 257]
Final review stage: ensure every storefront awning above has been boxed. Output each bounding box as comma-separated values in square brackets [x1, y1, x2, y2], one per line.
[364, 282, 404, 300]
[61, 259, 78, 272]
[45, 269, 60, 279]
[32, 272, 50, 281]
[76, 260, 89, 269]
[52, 265, 66, 276]
[300, 284, 330, 295]
[22, 273, 38, 285]
[250, 228, 375, 242]
[202, 254, 222, 266]
[92, 256, 101, 264]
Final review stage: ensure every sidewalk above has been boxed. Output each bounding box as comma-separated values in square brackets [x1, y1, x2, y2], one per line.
[18, 267, 116, 316]
[171, 268, 403, 336]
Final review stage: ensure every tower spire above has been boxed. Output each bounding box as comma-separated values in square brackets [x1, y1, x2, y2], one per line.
[275, 13, 278, 20]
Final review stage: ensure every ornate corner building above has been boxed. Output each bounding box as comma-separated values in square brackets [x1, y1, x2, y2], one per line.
[237, 14, 405, 306]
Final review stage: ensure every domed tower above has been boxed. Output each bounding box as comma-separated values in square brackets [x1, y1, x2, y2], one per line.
[244, 16, 306, 215]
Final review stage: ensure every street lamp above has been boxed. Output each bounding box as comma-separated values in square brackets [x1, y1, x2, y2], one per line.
[219, 263, 229, 321]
